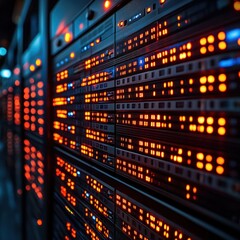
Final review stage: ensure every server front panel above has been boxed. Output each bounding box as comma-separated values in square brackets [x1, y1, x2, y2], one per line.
[49, 0, 240, 239]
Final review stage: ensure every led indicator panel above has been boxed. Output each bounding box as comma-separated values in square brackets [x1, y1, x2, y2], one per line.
[23, 74, 45, 137]
[51, 0, 240, 239]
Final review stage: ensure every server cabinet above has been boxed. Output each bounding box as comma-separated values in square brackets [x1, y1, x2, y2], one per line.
[19, 0, 52, 239]
[50, 0, 240, 239]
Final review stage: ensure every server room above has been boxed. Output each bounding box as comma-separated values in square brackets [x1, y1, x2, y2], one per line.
[0, 0, 239, 239]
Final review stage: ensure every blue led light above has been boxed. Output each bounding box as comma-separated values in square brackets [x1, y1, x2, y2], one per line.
[0, 69, 11, 78]
[86, 192, 89, 197]
[92, 215, 96, 221]
[67, 97, 71, 102]
[0, 47, 7, 56]
[56, 63, 60, 67]
[226, 29, 240, 42]
[68, 83, 73, 88]
[61, 60, 64, 65]
[68, 112, 74, 117]
[219, 57, 240, 68]
[77, 171, 80, 176]
[68, 126, 71, 130]
[138, 57, 145, 66]
[65, 58, 69, 62]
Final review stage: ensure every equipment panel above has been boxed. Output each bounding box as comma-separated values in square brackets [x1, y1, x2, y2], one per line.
[51, 0, 240, 239]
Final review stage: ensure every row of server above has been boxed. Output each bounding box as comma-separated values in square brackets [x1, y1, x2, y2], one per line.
[0, 0, 240, 239]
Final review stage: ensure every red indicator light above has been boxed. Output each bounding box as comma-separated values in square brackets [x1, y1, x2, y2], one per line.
[14, 67, 20, 75]
[15, 80, 20, 86]
[79, 23, 84, 30]
[37, 219, 43, 226]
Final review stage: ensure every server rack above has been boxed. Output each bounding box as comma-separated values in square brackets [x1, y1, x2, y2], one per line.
[18, 0, 52, 239]
[0, 0, 240, 239]
[50, 0, 240, 239]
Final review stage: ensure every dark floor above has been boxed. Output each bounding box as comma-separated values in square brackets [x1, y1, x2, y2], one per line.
[0, 141, 21, 240]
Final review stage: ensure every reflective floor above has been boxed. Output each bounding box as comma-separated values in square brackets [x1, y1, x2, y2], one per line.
[0, 141, 21, 240]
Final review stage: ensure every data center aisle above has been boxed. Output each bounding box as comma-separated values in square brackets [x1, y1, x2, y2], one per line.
[0, 141, 21, 240]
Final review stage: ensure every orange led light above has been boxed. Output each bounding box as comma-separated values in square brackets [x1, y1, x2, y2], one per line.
[206, 126, 214, 134]
[218, 31, 226, 40]
[64, 32, 72, 43]
[197, 152, 204, 160]
[216, 166, 224, 175]
[219, 83, 227, 92]
[200, 38, 207, 45]
[218, 73, 226, 82]
[218, 118, 226, 126]
[234, 1, 240, 11]
[104, 0, 111, 9]
[207, 35, 214, 43]
[218, 127, 226, 135]
[218, 41, 227, 50]
[146, 7, 152, 13]
[36, 59, 42, 66]
[37, 219, 43, 226]
[200, 47, 207, 54]
[196, 162, 204, 169]
[30, 65, 35, 72]
[205, 163, 213, 171]
[207, 117, 214, 125]
[216, 156, 225, 165]
[208, 45, 214, 52]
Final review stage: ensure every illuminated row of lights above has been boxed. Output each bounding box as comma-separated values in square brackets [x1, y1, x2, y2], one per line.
[116, 158, 153, 183]
[199, 32, 227, 54]
[60, 185, 76, 206]
[85, 223, 100, 240]
[83, 190, 110, 218]
[116, 193, 191, 240]
[85, 208, 111, 238]
[116, 113, 227, 136]
[116, 27, 238, 78]
[56, 70, 68, 81]
[86, 175, 103, 193]
[81, 71, 111, 87]
[118, 136, 225, 175]
[81, 144, 94, 158]
[56, 51, 75, 68]
[84, 92, 110, 103]
[84, 48, 113, 70]
[84, 111, 110, 123]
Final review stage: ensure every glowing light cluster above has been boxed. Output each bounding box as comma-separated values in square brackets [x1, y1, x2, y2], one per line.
[85, 208, 110, 238]
[24, 139, 44, 199]
[81, 71, 112, 86]
[66, 222, 77, 238]
[118, 136, 226, 175]
[56, 70, 68, 81]
[23, 79, 45, 135]
[116, 194, 192, 239]
[85, 223, 100, 240]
